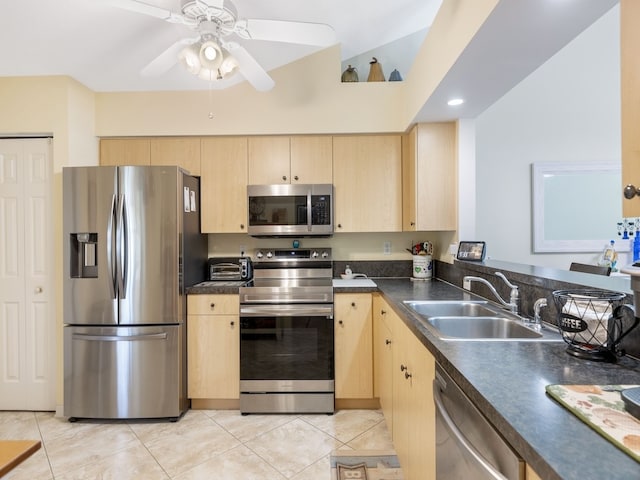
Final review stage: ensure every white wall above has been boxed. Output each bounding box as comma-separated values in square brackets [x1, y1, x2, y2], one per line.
[474, 5, 621, 269]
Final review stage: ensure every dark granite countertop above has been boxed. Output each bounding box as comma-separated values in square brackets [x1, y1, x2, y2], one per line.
[374, 278, 640, 480]
[186, 281, 249, 295]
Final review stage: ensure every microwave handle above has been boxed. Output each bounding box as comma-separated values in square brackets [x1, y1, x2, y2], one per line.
[307, 188, 312, 232]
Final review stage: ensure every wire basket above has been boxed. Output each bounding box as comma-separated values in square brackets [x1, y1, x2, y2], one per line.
[552, 289, 630, 362]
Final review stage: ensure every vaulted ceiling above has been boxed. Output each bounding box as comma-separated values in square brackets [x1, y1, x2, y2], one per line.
[0, 0, 620, 122]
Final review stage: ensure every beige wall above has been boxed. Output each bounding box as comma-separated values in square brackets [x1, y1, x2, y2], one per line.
[0, 76, 97, 408]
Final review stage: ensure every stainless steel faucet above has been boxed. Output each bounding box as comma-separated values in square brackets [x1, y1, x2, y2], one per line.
[463, 272, 519, 314]
[532, 297, 547, 326]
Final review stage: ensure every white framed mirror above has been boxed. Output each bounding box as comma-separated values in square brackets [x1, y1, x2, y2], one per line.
[532, 162, 622, 252]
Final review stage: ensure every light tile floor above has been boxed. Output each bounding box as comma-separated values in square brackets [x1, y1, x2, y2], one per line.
[0, 409, 394, 479]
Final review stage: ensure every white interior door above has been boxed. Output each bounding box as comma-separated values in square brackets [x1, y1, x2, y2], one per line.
[0, 138, 55, 410]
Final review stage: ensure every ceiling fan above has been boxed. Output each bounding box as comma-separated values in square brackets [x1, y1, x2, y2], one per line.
[106, 0, 337, 91]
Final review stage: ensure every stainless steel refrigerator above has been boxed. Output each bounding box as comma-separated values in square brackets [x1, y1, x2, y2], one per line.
[63, 166, 207, 421]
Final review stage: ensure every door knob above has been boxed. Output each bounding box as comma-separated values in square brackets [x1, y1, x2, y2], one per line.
[35, 287, 43, 293]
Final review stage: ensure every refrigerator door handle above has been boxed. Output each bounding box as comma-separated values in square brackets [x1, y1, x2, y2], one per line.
[107, 194, 117, 299]
[115, 194, 127, 299]
[71, 332, 168, 342]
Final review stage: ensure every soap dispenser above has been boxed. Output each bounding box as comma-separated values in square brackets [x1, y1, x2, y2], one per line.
[345, 264, 352, 275]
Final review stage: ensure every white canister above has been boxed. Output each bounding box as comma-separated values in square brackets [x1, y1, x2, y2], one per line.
[413, 255, 433, 279]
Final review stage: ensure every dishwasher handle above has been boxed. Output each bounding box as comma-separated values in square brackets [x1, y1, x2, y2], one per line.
[433, 382, 508, 480]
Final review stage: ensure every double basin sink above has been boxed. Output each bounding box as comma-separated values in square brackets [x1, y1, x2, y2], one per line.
[403, 300, 562, 341]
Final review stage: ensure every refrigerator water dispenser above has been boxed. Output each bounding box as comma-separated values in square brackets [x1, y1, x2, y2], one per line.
[70, 232, 98, 278]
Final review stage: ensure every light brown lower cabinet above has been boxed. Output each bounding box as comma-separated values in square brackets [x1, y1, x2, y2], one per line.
[187, 295, 239, 400]
[374, 294, 436, 480]
[391, 305, 436, 480]
[335, 293, 373, 399]
[373, 294, 394, 431]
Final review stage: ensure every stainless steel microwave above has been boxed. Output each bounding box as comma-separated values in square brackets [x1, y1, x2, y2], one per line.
[247, 184, 333, 237]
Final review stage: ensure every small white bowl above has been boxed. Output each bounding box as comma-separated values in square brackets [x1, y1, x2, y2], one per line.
[341, 273, 356, 280]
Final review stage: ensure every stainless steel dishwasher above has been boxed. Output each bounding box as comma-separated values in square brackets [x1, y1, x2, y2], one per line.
[434, 364, 525, 480]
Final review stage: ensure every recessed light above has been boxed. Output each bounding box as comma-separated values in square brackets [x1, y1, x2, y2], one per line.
[447, 98, 464, 106]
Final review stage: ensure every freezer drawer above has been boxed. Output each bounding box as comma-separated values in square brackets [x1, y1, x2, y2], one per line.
[64, 325, 186, 420]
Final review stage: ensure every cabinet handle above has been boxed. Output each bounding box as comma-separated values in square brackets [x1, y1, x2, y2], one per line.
[381, 309, 386, 315]
[282, 175, 287, 181]
[230, 321, 235, 326]
[385, 339, 391, 345]
[240, 224, 245, 229]
[400, 364, 407, 372]
[294, 175, 299, 181]
[624, 184, 640, 199]
[210, 303, 215, 309]
[351, 302, 356, 308]
[410, 221, 415, 226]
[337, 223, 342, 229]
[405, 371, 412, 380]
[338, 320, 344, 325]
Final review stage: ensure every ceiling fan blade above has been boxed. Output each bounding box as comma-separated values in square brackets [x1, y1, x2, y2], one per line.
[103, 0, 187, 24]
[237, 19, 337, 46]
[226, 43, 275, 92]
[141, 38, 197, 77]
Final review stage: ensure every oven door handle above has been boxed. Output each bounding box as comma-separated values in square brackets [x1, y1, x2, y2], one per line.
[240, 304, 333, 318]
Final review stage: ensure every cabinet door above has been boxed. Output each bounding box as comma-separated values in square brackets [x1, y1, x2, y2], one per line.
[334, 293, 373, 399]
[290, 136, 333, 183]
[392, 312, 436, 480]
[392, 313, 412, 476]
[187, 314, 239, 399]
[248, 136, 291, 184]
[406, 327, 435, 480]
[99, 138, 150, 166]
[333, 135, 402, 232]
[403, 123, 457, 231]
[201, 137, 248, 233]
[373, 295, 394, 432]
[150, 137, 201, 176]
[621, 0, 640, 217]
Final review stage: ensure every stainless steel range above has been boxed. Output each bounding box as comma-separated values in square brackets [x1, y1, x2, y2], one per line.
[238, 248, 334, 414]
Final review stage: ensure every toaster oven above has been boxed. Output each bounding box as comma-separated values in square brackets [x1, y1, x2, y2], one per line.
[208, 257, 252, 281]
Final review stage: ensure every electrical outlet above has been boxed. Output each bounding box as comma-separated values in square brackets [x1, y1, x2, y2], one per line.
[449, 243, 458, 256]
[240, 244, 247, 256]
[383, 241, 391, 255]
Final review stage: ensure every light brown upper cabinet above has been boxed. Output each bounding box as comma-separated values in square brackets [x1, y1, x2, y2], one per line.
[150, 137, 201, 176]
[290, 136, 333, 184]
[333, 135, 402, 232]
[402, 123, 457, 232]
[248, 136, 291, 184]
[621, 0, 640, 217]
[100, 138, 150, 166]
[248, 136, 333, 184]
[200, 137, 248, 233]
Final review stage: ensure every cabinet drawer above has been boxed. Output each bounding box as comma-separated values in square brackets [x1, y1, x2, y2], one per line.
[188, 295, 239, 315]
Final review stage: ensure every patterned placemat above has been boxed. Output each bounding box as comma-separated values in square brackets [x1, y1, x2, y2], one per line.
[545, 384, 640, 462]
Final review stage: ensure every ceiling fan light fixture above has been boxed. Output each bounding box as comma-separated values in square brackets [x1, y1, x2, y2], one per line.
[218, 47, 239, 78]
[199, 40, 223, 70]
[178, 43, 202, 74]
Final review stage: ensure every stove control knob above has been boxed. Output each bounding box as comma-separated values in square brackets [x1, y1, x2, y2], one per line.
[311, 251, 319, 258]
[321, 251, 329, 258]
[266, 251, 273, 258]
[256, 251, 264, 259]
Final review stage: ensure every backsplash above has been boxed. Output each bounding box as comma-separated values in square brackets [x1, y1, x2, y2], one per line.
[333, 260, 412, 279]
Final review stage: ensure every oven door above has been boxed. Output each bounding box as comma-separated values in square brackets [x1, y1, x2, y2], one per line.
[239, 304, 334, 386]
